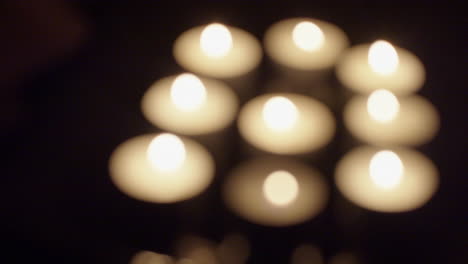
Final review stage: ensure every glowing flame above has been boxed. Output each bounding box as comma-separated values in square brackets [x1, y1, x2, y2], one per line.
[367, 89, 400, 123]
[292, 21, 325, 52]
[368, 40, 399, 75]
[262, 96, 298, 131]
[147, 133, 186, 172]
[369, 150, 404, 189]
[171, 73, 206, 111]
[200, 23, 233, 58]
[263, 170, 299, 206]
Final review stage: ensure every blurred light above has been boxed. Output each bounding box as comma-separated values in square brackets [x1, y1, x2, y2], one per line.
[217, 233, 250, 264]
[223, 157, 328, 226]
[290, 244, 323, 264]
[263, 170, 299, 206]
[170, 73, 206, 111]
[368, 40, 399, 75]
[262, 96, 298, 131]
[367, 89, 400, 123]
[147, 133, 186, 172]
[369, 150, 404, 189]
[335, 146, 439, 212]
[142, 75, 238, 135]
[109, 134, 214, 203]
[130, 251, 174, 264]
[176, 235, 218, 264]
[200, 23, 232, 58]
[292, 21, 325, 51]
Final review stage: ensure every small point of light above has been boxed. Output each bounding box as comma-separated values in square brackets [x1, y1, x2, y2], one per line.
[367, 89, 400, 122]
[170, 73, 206, 111]
[369, 150, 404, 189]
[292, 21, 325, 52]
[368, 40, 399, 75]
[200, 23, 233, 58]
[262, 96, 298, 131]
[263, 170, 299, 206]
[147, 133, 186, 172]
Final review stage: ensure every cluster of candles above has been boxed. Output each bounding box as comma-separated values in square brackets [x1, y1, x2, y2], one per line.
[109, 17, 440, 251]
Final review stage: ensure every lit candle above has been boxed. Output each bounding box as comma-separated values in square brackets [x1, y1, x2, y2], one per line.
[238, 93, 335, 154]
[264, 18, 349, 71]
[173, 23, 262, 79]
[141, 73, 238, 135]
[336, 40, 425, 95]
[108, 133, 215, 203]
[343, 90, 439, 146]
[335, 146, 439, 213]
[223, 157, 328, 226]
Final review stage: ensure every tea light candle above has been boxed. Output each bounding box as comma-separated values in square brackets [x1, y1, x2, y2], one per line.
[264, 18, 349, 71]
[108, 133, 215, 203]
[173, 23, 262, 78]
[223, 157, 328, 226]
[335, 146, 439, 213]
[238, 93, 335, 154]
[141, 73, 238, 135]
[343, 90, 439, 146]
[336, 40, 425, 95]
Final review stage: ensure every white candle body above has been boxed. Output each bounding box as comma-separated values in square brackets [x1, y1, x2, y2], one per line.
[344, 95, 439, 146]
[335, 146, 439, 213]
[264, 18, 349, 71]
[141, 75, 238, 135]
[109, 134, 214, 203]
[173, 25, 262, 78]
[336, 44, 425, 95]
[223, 157, 328, 226]
[238, 93, 335, 154]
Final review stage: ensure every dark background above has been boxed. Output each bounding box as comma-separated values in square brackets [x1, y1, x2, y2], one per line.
[1, 1, 466, 263]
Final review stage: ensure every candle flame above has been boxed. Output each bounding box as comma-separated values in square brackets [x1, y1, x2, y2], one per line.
[200, 23, 233, 58]
[368, 40, 399, 75]
[171, 73, 207, 111]
[262, 96, 298, 131]
[369, 150, 404, 189]
[263, 170, 299, 206]
[292, 21, 325, 52]
[367, 89, 400, 123]
[147, 133, 186, 172]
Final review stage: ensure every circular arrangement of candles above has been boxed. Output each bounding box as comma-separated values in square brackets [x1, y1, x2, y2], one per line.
[336, 40, 425, 95]
[173, 23, 262, 78]
[223, 157, 328, 226]
[238, 93, 335, 154]
[264, 18, 349, 71]
[141, 73, 238, 135]
[344, 90, 440, 146]
[109, 16, 441, 261]
[335, 146, 439, 213]
[109, 133, 215, 203]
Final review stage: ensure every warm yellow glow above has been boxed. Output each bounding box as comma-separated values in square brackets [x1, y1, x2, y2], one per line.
[130, 251, 173, 264]
[369, 150, 404, 189]
[200, 23, 233, 58]
[368, 40, 399, 75]
[147, 133, 186, 172]
[263, 170, 299, 206]
[170, 73, 206, 111]
[262, 96, 298, 131]
[367, 89, 400, 122]
[292, 21, 325, 51]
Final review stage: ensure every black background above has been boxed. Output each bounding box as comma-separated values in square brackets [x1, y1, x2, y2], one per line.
[1, 1, 467, 263]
